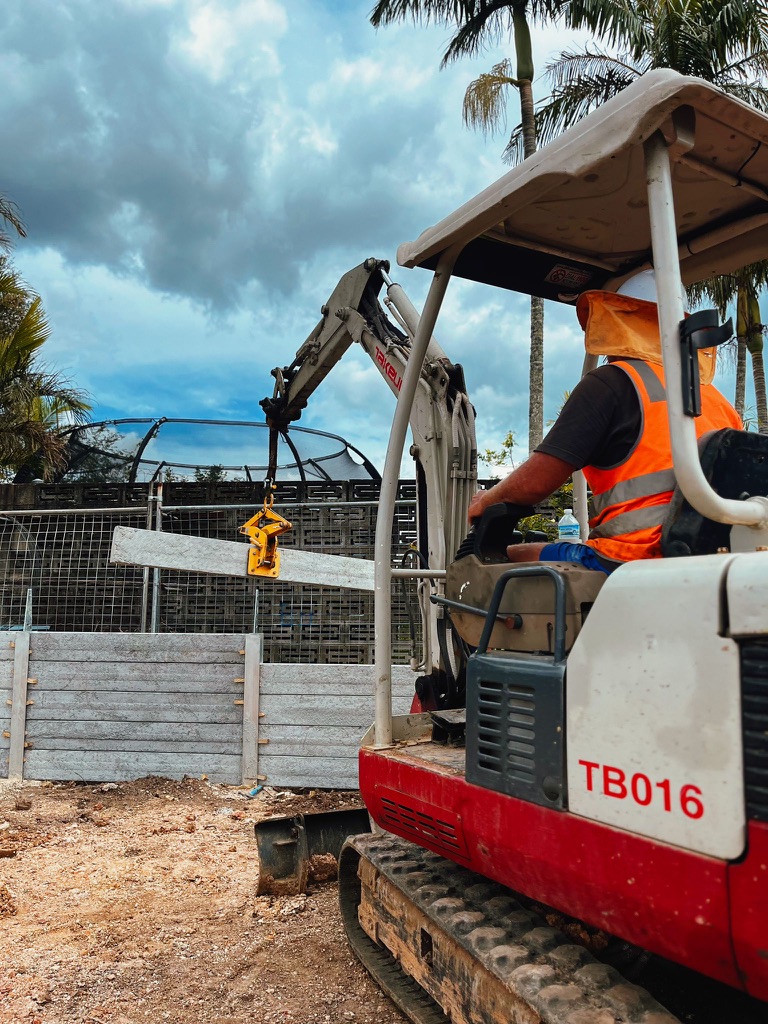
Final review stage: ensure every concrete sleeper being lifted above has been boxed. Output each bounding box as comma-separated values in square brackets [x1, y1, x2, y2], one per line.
[110, 524, 376, 591]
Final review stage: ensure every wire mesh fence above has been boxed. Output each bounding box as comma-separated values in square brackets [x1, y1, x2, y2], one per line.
[0, 507, 151, 632]
[0, 482, 421, 664]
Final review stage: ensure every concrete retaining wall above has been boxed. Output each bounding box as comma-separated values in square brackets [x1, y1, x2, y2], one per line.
[0, 631, 415, 789]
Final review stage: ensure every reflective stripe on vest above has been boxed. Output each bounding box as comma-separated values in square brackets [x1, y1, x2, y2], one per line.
[590, 467, 677, 516]
[626, 359, 666, 403]
[582, 358, 741, 563]
[589, 502, 670, 540]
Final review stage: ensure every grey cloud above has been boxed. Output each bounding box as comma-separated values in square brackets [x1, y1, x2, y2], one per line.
[0, 0, 457, 310]
[4, 0, 602, 461]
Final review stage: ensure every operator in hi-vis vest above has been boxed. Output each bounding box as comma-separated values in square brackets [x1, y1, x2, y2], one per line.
[467, 270, 742, 574]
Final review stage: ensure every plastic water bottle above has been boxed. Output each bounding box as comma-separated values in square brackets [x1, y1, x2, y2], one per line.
[557, 508, 582, 543]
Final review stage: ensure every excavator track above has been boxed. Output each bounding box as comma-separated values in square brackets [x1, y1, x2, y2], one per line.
[339, 833, 680, 1024]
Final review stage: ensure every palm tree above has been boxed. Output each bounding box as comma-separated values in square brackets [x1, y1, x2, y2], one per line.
[506, 0, 768, 159]
[0, 263, 90, 479]
[502, 0, 768, 428]
[370, 1, 571, 452]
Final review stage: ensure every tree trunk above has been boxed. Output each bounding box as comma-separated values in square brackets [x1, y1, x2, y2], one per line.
[518, 78, 537, 159]
[741, 286, 767, 432]
[512, 4, 534, 85]
[753, 350, 768, 434]
[735, 337, 747, 420]
[513, 5, 543, 451]
[529, 295, 544, 451]
[519, 77, 544, 450]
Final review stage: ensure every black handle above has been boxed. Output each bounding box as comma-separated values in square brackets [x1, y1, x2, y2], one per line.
[476, 565, 568, 663]
[457, 502, 536, 562]
[431, 592, 523, 630]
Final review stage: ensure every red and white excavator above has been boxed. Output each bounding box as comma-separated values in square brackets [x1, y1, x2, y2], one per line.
[114, 68, 768, 1021]
[333, 70, 768, 1024]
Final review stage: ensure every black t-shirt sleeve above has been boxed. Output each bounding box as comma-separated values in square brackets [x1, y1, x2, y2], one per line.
[535, 364, 641, 470]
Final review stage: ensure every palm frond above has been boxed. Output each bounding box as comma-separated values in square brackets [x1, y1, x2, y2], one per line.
[0, 296, 50, 365]
[0, 259, 91, 478]
[714, 78, 768, 110]
[0, 260, 30, 297]
[504, 53, 640, 163]
[0, 363, 91, 479]
[463, 59, 518, 133]
[545, 46, 644, 90]
[703, 0, 768, 62]
[371, 1, 571, 66]
[369, 1, 467, 28]
[717, 50, 768, 80]
[527, 0, 573, 21]
[568, 0, 653, 59]
[688, 261, 768, 318]
[0, 260, 36, 340]
[443, 5, 516, 64]
[0, 193, 25, 253]
[369, 1, 510, 65]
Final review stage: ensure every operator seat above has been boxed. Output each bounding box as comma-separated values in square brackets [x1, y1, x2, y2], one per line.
[661, 428, 768, 556]
[446, 503, 606, 656]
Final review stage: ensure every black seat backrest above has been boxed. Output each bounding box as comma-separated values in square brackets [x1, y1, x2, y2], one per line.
[661, 428, 768, 557]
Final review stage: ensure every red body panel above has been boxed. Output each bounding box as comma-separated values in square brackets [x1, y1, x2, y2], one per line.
[360, 748, 747, 990]
[729, 821, 768, 1001]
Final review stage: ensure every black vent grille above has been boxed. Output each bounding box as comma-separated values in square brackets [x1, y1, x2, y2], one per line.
[741, 640, 768, 821]
[465, 652, 565, 808]
[379, 796, 467, 857]
[475, 679, 536, 781]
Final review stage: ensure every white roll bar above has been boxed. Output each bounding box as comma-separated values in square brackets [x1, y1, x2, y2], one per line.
[373, 245, 463, 747]
[644, 132, 768, 530]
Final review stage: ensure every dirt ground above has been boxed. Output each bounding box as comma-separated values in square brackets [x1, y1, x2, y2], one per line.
[0, 776, 406, 1024]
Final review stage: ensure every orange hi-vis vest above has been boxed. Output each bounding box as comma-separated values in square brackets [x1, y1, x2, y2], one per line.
[583, 359, 742, 563]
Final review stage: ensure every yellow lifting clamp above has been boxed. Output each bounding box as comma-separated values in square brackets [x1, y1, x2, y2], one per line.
[239, 490, 293, 578]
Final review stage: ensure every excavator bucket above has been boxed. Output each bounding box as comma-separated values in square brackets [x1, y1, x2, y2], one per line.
[254, 807, 372, 896]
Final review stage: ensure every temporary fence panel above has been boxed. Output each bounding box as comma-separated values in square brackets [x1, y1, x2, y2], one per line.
[11, 632, 247, 785]
[0, 507, 150, 633]
[156, 493, 419, 664]
[0, 484, 423, 667]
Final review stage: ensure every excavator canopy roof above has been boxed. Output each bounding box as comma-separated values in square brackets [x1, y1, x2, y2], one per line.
[397, 70, 768, 304]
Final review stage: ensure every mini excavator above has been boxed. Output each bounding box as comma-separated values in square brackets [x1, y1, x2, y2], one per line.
[111, 69, 768, 1022]
[332, 71, 768, 1024]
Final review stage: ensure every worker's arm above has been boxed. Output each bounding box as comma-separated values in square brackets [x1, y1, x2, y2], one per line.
[467, 452, 576, 523]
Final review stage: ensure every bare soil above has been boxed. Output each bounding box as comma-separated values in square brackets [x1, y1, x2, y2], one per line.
[0, 777, 406, 1024]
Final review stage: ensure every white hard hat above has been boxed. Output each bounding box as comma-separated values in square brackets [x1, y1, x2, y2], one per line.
[617, 269, 657, 302]
[616, 268, 689, 312]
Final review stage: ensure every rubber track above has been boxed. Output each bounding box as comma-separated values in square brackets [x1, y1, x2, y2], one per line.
[340, 833, 681, 1024]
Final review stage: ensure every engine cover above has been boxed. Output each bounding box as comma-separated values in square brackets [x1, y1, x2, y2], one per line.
[445, 554, 606, 654]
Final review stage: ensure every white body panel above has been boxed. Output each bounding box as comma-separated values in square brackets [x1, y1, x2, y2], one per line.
[726, 551, 768, 635]
[566, 556, 744, 860]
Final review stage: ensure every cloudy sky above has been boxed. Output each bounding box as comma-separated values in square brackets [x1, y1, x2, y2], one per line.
[0, 1, 740, 475]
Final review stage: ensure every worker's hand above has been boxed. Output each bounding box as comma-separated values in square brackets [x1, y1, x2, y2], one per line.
[467, 491, 487, 525]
